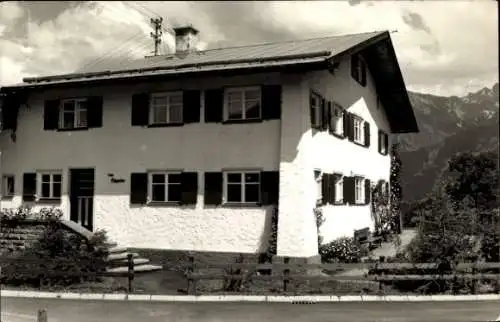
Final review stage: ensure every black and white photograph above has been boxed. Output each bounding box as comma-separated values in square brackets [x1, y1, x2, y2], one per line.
[0, 1, 498, 321]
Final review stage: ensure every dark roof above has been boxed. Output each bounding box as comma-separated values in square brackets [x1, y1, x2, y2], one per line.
[0, 30, 418, 133]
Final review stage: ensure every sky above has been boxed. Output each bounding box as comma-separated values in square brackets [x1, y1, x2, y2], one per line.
[0, 0, 498, 96]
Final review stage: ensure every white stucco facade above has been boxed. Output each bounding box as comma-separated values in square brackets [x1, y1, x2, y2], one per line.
[0, 56, 391, 256]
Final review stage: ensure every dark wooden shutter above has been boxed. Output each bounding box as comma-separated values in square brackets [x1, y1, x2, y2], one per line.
[44, 99, 60, 130]
[22, 173, 36, 202]
[327, 101, 334, 134]
[260, 171, 279, 205]
[378, 130, 383, 154]
[183, 90, 201, 124]
[261, 85, 281, 120]
[364, 121, 371, 147]
[328, 174, 337, 204]
[181, 172, 198, 205]
[360, 60, 367, 86]
[204, 89, 224, 123]
[131, 93, 149, 126]
[383, 132, 389, 155]
[130, 173, 148, 204]
[321, 173, 330, 205]
[364, 179, 371, 204]
[310, 92, 316, 128]
[87, 96, 103, 128]
[343, 176, 355, 205]
[342, 110, 348, 138]
[321, 98, 329, 131]
[346, 113, 354, 142]
[204, 172, 223, 205]
[351, 55, 359, 81]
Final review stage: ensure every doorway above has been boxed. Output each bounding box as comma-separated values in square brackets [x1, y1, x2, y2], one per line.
[69, 168, 95, 231]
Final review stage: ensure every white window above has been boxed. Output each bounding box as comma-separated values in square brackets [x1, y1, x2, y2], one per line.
[334, 175, 343, 204]
[148, 172, 182, 203]
[310, 92, 322, 129]
[353, 116, 364, 144]
[149, 92, 183, 125]
[314, 170, 322, 203]
[331, 103, 344, 136]
[38, 172, 62, 199]
[355, 177, 365, 204]
[60, 98, 88, 129]
[224, 171, 260, 204]
[2, 175, 15, 197]
[224, 87, 261, 121]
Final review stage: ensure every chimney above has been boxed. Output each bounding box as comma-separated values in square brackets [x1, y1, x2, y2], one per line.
[173, 25, 200, 54]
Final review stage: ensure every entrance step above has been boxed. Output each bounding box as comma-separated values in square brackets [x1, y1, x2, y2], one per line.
[107, 257, 150, 268]
[107, 252, 139, 262]
[106, 264, 162, 275]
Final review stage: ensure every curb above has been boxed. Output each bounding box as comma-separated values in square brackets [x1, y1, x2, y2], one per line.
[2, 290, 500, 302]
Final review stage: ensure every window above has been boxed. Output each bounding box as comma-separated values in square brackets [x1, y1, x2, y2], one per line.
[224, 171, 260, 204]
[38, 172, 62, 199]
[354, 177, 365, 204]
[224, 87, 261, 121]
[60, 98, 88, 129]
[2, 175, 15, 198]
[310, 91, 322, 129]
[353, 116, 364, 144]
[314, 170, 322, 203]
[351, 55, 367, 86]
[334, 175, 343, 204]
[148, 171, 182, 203]
[150, 92, 183, 125]
[379, 131, 389, 155]
[330, 103, 344, 136]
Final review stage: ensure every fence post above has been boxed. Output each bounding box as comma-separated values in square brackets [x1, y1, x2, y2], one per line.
[187, 256, 195, 295]
[283, 257, 290, 293]
[37, 309, 47, 322]
[127, 253, 134, 293]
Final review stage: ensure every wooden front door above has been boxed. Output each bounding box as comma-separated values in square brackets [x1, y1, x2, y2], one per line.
[69, 168, 95, 231]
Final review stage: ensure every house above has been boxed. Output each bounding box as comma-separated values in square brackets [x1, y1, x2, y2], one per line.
[0, 26, 418, 262]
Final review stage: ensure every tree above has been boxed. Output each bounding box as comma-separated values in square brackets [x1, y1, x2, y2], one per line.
[389, 142, 403, 234]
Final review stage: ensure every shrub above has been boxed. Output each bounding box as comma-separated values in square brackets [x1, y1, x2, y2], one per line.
[1, 207, 111, 288]
[319, 237, 363, 263]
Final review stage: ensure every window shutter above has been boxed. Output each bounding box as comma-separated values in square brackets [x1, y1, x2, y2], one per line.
[351, 55, 359, 81]
[343, 176, 355, 205]
[383, 133, 389, 155]
[319, 98, 328, 131]
[361, 60, 367, 86]
[260, 171, 279, 205]
[342, 110, 348, 138]
[22, 173, 37, 202]
[321, 173, 329, 205]
[131, 93, 150, 126]
[327, 101, 334, 134]
[87, 96, 103, 128]
[328, 174, 337, 204]
[364, 121, 371, 147]
[183, 90, 201, 124]
[346, 113, 354, 142]
[181, 172, 198, 205]
[378, 130, 383, 154]
[204, 89, 224, 123]
[310, 92, 317, 128]
[261, 85, 282, 120]
[44, 99, 60, 130]
[364, 179, 371, 204]
[130, 173, 148, 204]
[204, 172, 223, 205]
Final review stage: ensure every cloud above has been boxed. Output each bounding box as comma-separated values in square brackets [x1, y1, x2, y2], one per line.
[0, 1, 498, 97]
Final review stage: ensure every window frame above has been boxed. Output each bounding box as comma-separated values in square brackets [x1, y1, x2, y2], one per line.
[37, 171, 62, 200]
[314, 169, 322, 204]
[334, 174, 344, 204]
[223, 86, 262, 122]
[310, 91, 322, 129]
[330, 102, 344, 136]
[352, 55, 367, 86]
[147, 171, 182, 203]
[59, 98, 88, 130]
[223, 171, 261, 204]
[379, 131, 389, 155]
[1, 174, 15, 198]
[352, 115, 364, 144]
[149, 91, 184, 125]
[354, 176, 365, 204]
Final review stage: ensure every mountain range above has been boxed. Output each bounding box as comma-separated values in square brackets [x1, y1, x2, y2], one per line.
[396, 82, 499, 203]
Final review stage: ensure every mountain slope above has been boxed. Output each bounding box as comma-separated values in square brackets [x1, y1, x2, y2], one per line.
[397, 83, 499, 202]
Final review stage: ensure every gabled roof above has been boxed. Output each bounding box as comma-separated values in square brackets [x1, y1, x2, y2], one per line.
[0, 30, 418, 133]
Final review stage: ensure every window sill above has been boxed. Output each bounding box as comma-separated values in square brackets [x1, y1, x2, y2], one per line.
[37, 198, 62, 204]
[353, 140, 368, 148]
[331, 131, 346, 139]
[221, 202, 262, 208]
[147, 201, 182, 207]
[1, 195, 14, 201]
[56, 127, 89, 132]
[222, 119, 262, 125]
[379, 150, 389, 156]
[147, 123, 184, 128]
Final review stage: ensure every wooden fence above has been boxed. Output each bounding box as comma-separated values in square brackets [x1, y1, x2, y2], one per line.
[1, 256, 500, 295]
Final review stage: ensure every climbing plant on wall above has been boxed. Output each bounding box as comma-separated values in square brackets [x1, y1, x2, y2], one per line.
[389, 142, 403, 234]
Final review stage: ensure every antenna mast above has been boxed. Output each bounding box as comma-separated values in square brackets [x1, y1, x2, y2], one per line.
[150, 17, 163, 56]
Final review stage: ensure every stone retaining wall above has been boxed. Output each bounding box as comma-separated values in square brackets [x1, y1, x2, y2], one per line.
[0, 220, 48, 255]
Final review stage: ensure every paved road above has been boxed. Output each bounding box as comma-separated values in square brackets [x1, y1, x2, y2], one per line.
[2, 297, 500, 322]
